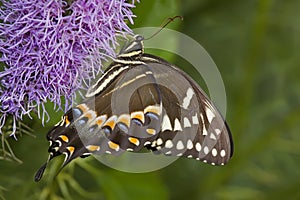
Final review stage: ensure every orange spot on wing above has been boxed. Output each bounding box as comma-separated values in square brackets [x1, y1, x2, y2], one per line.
[64, 116, 71, 126]
[86, 145, 100, 152]
[103, 116, 117, 130]
[128, 137, 140, 146]
[118, 114, 131, 127]
[76, 104, 89, 113]
[66, 146, 75, 155]
[59, 135, 69, 143]
[144, 105, 161, 116]
[131, 111, 145, 123]
[146, 128, 156, 135]
[108, 141, 120, 151]
[95, 115, 107, 126]
[84, 111, 96, 120]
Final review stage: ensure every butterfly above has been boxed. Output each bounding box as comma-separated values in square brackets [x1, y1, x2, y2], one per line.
[35, 34, 233, 182]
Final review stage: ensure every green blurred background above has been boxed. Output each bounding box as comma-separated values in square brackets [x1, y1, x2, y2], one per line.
[1, 0, 300, 199]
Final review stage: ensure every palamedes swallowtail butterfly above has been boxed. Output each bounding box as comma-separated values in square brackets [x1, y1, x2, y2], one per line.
[35, 34, 233, 182]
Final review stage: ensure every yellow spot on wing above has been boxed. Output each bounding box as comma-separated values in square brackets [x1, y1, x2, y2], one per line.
[86, 145, 100, 152]
[76, 104, 89, 113]
[131, 111, 145, 123]
[144, 105, 161, 116]
[59, 135, 69, 143]
[66, 146, 75, 155]
[146, 128, 156, 135]
[103, 116, 117, 130]
[108, 141, 120, 151]
[64, 116, 70, 126]
[128, 137, 140, 146]
[84, 110, 97, 121]
[117, 114, 131, 127]
[95, 115, 107, 126]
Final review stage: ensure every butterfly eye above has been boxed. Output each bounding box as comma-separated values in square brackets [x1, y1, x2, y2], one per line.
[135, 35, 144, 42]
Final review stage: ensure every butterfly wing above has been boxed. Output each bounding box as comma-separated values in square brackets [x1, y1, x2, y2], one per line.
[82, 54, 233, 165]
[35, 62, 164, 181]
[140, 54, 233, 165]
[35, 36, 233, 182]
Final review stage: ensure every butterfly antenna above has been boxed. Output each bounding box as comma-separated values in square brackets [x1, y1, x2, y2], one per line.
[144, 15, 183, 40]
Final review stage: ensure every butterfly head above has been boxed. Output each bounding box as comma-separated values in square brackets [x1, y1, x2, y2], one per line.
[117, 35, 144, 60]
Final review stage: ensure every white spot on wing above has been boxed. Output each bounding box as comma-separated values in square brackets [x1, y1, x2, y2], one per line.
[156, 138, 163, 146]
[195, 143, 202, 152]
[182, 87, 195, 109]
[176, 153, 183, 156]
[173, 118, 182, 131]
[212, 148, 218, 157]
[165, 140, 173, 148]
[176, 140, 184, 150]
[145, 71, 153, 75]
[187, 140, 193, 150]
[151, 141, 156, 147]
[162, 114, 172, 131]
[204, 146, 209, 154]
[210, 133, 217, 140]
[215, 128, 221, 135]
[220, 149, 226, 157]
[192, 113, 199, 124]
[205, 107, 215, 123]
[183, 117, 191, 128]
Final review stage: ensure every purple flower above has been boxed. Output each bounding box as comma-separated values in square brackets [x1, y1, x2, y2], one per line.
[0, 0, 139, 136]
